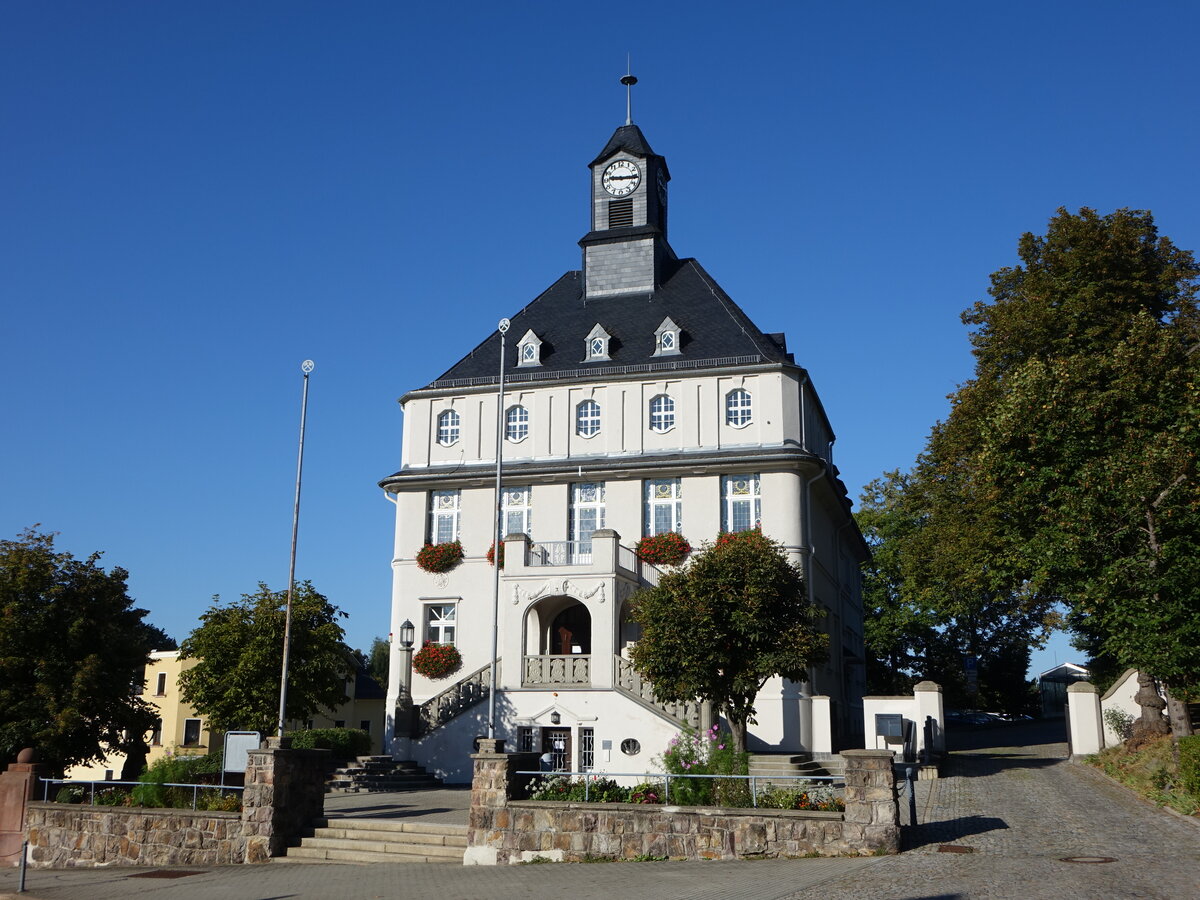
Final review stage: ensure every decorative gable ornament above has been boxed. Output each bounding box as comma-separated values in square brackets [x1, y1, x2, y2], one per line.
[653, 317, 681, 357]
[584, 323, 612, 362]
[517, 329, 543, 367]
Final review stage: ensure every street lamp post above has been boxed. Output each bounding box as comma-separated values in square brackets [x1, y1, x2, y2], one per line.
[277, 359, 314, 740]
[395, 619, 416, 741]
[487, 318, 510, 740]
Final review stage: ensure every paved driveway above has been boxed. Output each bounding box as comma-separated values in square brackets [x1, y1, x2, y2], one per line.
[3, 721, 1197, 900]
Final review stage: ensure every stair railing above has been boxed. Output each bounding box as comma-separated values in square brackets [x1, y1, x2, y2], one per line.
[613, 655, 701, 729]
[415, 662, 494, 737]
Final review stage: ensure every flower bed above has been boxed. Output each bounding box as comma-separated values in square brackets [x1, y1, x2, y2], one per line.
[416, 540, 463, 572]
[635, 532, 691, 565]
[413, 640, 463, 679]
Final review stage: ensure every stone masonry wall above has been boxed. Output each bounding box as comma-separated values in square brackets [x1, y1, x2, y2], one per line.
[465, 742, 900, 865]
[25, 805, 244, 867]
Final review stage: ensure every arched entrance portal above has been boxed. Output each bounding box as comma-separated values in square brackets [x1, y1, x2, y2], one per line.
[523, 596, 592, 686]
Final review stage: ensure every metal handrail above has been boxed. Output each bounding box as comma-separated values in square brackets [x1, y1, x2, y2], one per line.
[39, 777, 244, 810]
[515, 769, 842, 808]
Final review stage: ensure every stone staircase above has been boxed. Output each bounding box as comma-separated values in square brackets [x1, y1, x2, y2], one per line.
[326, 756, 442, 793]
[283, 818, 468, 864]
[747, 752, 843, 789]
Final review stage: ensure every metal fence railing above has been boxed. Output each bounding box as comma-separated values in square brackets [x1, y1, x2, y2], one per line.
[515, 769, 842, 808]
[39, 778, 244, 811]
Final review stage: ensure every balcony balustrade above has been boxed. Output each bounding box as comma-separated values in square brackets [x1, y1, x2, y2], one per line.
[527, 541, 592, 566]
[523, 654, 590, 687]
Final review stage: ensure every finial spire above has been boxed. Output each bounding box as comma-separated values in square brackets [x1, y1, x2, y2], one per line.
[620, 55, 637, 126]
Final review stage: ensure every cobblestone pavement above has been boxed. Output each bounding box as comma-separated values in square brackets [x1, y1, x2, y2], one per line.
[4, 722, 1198, 900]
[786, 721, 1200, 900]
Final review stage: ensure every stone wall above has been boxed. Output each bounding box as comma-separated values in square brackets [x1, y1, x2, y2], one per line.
[465, 740, 899, 865]
[25, 805, 244, 867]
[18, 738, 329, 868]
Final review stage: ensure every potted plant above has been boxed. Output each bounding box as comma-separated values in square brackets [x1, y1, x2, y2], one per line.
[416, 540, 463, 573]
[412, 641, 463, 680]
[635, 532, 692, 566]
[486, 540, 504, 568]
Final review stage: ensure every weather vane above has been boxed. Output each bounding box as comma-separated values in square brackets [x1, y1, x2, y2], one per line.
[621, 55, 637, 126]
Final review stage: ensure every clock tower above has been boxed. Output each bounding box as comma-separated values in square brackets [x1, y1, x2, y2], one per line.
[579, 120, 675, 299]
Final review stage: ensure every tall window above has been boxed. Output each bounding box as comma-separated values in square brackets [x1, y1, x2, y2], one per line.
[154, 672, 167, 696]
[502, 485, 532, 537]
[437, 409, 460, 445]
[424, 603, 457, 645]
[579, 727, 595, 772]
[576, 399, 601, 437]
[649, 394, 675, 433]
[725, 389, 752, 427]
[506, 405, 529, 442]
[183, 718, 202, 747]
[721, 474, 761, 532]
[645, 478, 682, 536]
[429, 489, 461, 543]
[570, 482, 606, 547]
[150, 718, 163, 746]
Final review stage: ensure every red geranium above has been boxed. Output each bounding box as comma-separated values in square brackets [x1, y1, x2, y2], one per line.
[412, 641, 463, 680]
[416, 541, 463, 573]
[486, 541, 504, 568]
[635, 532, 692, 566]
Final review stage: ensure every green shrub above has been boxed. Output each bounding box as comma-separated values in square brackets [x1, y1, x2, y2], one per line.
[1103, 707, 1134, 741]
[1179, 735, 1200, 796]
[525, 774, 627, 802]
[55, 785, 86, 804]
[288, 728, 372, 761]
[94, 787, 132, 806]
[658, 726, 748, 806]
[755, 783, 844, 812]
[132, 751, 220, 808]
[629, 782, 665, 804]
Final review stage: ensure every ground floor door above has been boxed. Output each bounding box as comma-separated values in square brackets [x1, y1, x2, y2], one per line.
[542, 728, 572, 771]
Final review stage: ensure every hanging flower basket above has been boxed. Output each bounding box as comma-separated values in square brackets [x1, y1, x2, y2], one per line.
[412, 641, 463, 680]
[635, 532, 692, 566]
[416, 541, 463, 573]
[486, 540, 504, 568]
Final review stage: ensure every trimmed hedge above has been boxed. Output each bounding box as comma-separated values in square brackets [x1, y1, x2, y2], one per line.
[1179, 735, 1200, 796]
[289, 727, 373, 761]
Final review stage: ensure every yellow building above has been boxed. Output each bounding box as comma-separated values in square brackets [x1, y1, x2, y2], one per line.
[65, 651, 386, 780]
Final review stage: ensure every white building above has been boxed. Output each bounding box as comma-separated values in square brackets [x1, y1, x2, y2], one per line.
[381, 113, 868, 783]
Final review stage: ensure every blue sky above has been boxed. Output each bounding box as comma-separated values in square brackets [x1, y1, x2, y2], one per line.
[3, 2, 1197, 681]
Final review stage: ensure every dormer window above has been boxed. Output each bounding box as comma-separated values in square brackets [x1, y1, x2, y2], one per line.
[653, 317, 681, 357]
[584, 323, 611, 362]
[517, 329, 542, 367]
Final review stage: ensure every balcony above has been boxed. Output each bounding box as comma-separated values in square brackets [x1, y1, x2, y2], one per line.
[528, 541, 592, 566]
[503, 530, 662, 587]
[523, 654, 590, 687]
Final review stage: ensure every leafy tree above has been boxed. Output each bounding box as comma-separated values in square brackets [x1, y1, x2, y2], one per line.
[858, 472, 1056, 714]
[178, 581, 353, 735]
[922, 208, 1200, 733]
[628, 530, 828, 753]
[365, 636, 390, 688]
[0, 528, 160, 771]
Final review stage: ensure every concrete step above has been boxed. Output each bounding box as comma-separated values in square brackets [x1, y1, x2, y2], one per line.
[312, 818, 468, 837]
[299, 836, 465, 858]
[282, 846, 461, 864]
[313, 826, 466, 847]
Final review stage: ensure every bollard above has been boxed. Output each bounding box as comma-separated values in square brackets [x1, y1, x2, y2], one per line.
[905, 766, 918, 826]
[19, 839, 28, 893]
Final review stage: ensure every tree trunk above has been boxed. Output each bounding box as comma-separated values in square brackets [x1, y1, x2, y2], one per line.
[1131, 671, 1170, 740]
[729, 714, 748, 755]
[1164, 683, 1195, 737]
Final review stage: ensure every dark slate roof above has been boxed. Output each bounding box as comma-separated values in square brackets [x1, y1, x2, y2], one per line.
[590, 124, 658, 166]
[353, 669, 386, 701]
[425, 259, 796, 388]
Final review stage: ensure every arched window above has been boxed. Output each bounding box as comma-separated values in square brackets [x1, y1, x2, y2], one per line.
[725, 389, 752, 427]
[649, 394, 675, 433]
[576, 399, 601, 437]
[436, 409, 460, 445]
[505, 405, 529, 442]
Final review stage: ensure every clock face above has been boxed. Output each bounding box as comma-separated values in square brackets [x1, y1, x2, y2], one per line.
[603, 159, 640, 196]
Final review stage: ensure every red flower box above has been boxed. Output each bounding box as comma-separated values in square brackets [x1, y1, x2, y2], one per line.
[416, 541, 463, 573]
[412, 641, 463, 680]
[635, 532, 692, 566]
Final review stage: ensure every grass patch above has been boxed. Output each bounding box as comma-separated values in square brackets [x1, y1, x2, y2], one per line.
[1089, 735, 1200, 817]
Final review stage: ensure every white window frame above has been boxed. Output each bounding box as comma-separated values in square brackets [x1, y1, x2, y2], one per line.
[505, 405, 529, 442]
[429, 489, 461, 543]
[183, 718, 202, 747]
[502, 485, 533, 538]
[649, 394, 675, 433]
[725, 389, 752, 428]
[569, 482, 606, 546]
[424, 602, 458, 645]
[155, 672, 167, 696]
[576, 399, 601, 437]
[436, 409, 460, 445]
[721, 474, 762, 533]
[645, 478, 683, 536]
